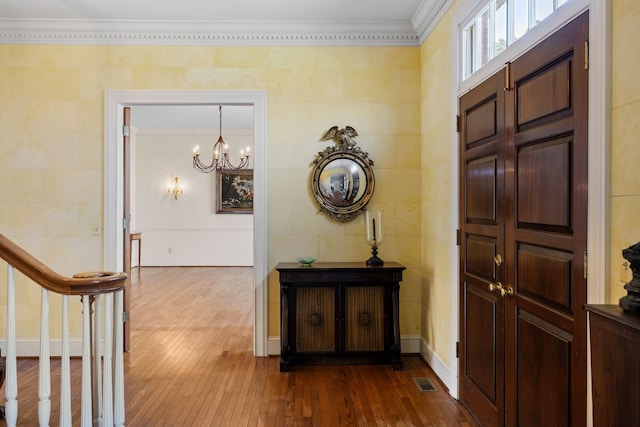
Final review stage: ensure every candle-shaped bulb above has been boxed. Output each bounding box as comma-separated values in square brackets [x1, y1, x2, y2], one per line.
[214, 149, 219, 160]
[193, 145, 199, 156]
[223, 143, 228, 154]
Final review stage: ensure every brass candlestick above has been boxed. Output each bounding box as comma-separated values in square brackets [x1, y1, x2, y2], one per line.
[365, 210, 384, 266]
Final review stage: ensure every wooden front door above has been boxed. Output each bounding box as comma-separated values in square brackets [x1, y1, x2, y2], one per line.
[459, 12, 588, 426]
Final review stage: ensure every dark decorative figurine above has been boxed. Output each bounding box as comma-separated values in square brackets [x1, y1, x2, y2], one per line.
[620, 241, 640, 312]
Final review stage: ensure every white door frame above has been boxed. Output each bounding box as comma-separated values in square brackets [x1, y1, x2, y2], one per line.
[103, 90, 269, 357]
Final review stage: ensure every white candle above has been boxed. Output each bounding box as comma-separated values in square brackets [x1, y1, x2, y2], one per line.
[372, 218, 377, 240]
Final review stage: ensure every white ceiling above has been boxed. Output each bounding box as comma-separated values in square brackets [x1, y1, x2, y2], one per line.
[2, 0, 423, 22]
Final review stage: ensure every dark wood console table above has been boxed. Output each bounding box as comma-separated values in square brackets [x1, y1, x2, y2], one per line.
[277, 262, 405, 372]
[587, 304, 640, 426]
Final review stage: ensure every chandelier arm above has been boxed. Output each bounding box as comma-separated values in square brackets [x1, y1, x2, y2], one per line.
[191, 105, 251, 174]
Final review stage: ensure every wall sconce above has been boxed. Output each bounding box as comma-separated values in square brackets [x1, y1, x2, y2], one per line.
[168, 176, 183, 200]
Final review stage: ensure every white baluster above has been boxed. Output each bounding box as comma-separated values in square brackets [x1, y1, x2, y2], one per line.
[60, 295, 71, 426]
[113, 290, 125, 427]
[102, 293, 114, 426]
[38, 289, 51, 427]
[5, 266, 18, 426]
[81, 295, 92, 427]
[93, 294, 103, 426]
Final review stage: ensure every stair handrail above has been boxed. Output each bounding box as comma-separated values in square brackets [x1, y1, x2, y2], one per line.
[0, 233, 126, 295]
[0, 232, 127, 426]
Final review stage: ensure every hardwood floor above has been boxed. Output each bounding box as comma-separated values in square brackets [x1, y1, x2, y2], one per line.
[6, 266, 478, 426]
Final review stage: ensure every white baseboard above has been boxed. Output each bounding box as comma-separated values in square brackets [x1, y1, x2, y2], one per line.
[419, 337, 452, 392]
[400, 335, 421, 353]
[268, 336, 280, 355]
[0, 340, 84, 357]
[267, 335, 422, 356]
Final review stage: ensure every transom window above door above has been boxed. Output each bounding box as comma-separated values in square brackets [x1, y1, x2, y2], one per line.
[462, 0, 569, 80]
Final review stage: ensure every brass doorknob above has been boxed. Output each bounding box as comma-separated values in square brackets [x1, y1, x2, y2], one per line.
[488, 282, 505, 297]
[494, 254, 503, 266]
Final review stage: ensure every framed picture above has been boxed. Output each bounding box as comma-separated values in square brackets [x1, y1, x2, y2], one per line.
[216, 169, 254, 214]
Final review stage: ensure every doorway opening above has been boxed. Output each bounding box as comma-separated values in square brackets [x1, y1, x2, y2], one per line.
[104, 90, 269, 357]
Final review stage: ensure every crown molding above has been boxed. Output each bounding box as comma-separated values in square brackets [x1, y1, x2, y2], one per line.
[412, 0, 455, 44]
[0, 18, 421, 46]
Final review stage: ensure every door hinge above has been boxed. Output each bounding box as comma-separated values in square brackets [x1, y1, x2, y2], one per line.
[123, 311, 130, 322]
[584, 40, 589, 70]
[456, 341, 460, 358]
[122, 217, 130, 230]
[122, 125, 130, 137]
[456, 115, 461, 133]
[456, 229, 461, 246]
[584, 249, 588, 279]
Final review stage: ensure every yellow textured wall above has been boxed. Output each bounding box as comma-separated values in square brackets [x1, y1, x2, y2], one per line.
[1, 4, 629, 365]
[0, 45, 422, 340]
[419, 9, 456, 365]
[609, 0, 640, 302]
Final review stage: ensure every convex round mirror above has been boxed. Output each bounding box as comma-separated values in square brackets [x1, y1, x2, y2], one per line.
[311, 126, 375, 222]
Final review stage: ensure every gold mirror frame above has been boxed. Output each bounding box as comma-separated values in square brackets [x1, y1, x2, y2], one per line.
[311, 126, 375, 222]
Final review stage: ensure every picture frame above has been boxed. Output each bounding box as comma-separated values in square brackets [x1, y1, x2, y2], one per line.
[216, 169, 254, 214]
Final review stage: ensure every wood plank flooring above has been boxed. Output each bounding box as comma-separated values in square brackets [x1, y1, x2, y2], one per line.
[5, 266, 478, 426]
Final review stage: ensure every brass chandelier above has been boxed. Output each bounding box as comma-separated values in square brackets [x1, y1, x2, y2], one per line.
[192, 105, 250, 173]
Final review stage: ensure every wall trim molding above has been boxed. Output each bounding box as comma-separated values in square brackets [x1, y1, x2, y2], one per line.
[0, 18, 420, 46]
[0, 2, 451, 48]
[419, 337, 452, 391]
[414, 0, 455, 44]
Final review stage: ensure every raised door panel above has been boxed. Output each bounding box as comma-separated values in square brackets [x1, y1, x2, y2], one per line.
[466, 157, 498, 224]
[517, 61, 572, 128]
[466, 235, 498, 281]
[466, 99, 498, 147]
[517, 244, 573, 313]
[516, 312, 571, 427]
[516, 137, 571, 230]
[465, 287, 498, 401]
